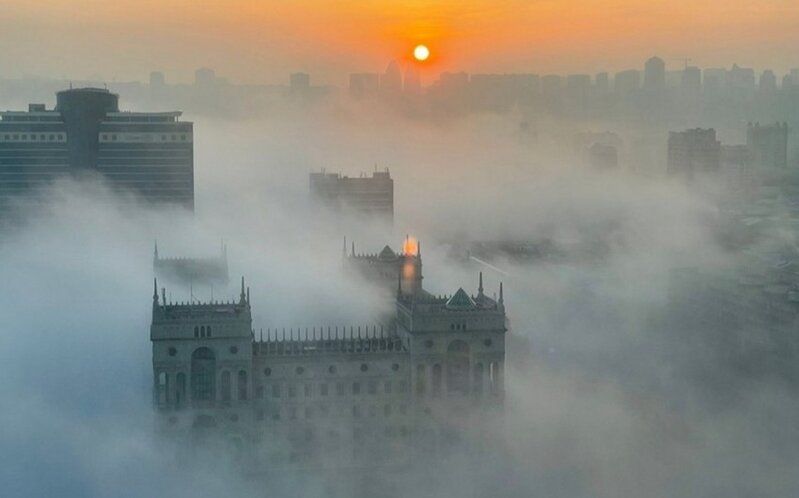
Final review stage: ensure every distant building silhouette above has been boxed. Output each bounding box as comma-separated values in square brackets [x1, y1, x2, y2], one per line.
[759, 70, 777, 94]
[0, 88, 194, 214]
[747, 122, 789, 169]
[309, 169, 393, 219]
[643, 56, 666, 90]
[380, 61, 403, 99]
[667, 128, 721, 176]
[153, 241, 229, 288]
[681, 66, 702, 92]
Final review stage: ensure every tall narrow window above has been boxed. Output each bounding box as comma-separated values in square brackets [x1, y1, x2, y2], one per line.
[447, 340, 470, 395]
[190, 347, 216, 402]
[157, 371, 168, 405]
[238, 370, 248, 401]
[416, 364, 426, 395]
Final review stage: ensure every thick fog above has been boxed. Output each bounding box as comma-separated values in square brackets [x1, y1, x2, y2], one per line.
[1, 102, 798, 498]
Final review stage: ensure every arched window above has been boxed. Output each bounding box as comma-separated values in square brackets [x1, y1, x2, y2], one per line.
[191, 347, 216, 403]
[432, 364, 442, 397]
[238, 370, 248, 401]
[489, 361, 500, 396]
[220, 370, 231, 402]
[194, 326, 199, 338]
[207, 326, 212, 338]
[157, 371, 169, 405]
[176, 373, 186, 407]
[200, 326, 206, 338]
[473, 363, 484, 395]
[416, 364, 426, 396]
[447, 340, 470, 395]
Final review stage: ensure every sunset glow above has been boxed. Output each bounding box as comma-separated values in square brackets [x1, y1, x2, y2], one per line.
[1, 1, 798, 83]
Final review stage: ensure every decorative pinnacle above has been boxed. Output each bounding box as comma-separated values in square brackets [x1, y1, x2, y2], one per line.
[499, 282, 504, 304]
[478, 271, 484, 295]
[240, 276, 246, 303]
[153, 278, 158, 302]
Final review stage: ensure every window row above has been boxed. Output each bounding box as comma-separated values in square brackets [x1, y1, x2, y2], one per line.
[258, 402, 409, 421]
[1, 133, 65, 141]
[263, 362, 401, 377]
[194, 325, 212, 338]
[101, 133, 188, 141]
[261, 380, 409, 399]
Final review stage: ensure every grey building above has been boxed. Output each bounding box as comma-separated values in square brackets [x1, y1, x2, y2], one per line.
[309, 169, 393, 219]
[150, 245, 507, 468]
[747, 122, 789, 169]
[0, 87, 193, 214]
[153, 241, 229, 288]
[667, 128, 721, 177]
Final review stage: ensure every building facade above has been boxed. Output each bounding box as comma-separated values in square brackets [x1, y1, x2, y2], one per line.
[747, 122, 789, 169]
[0, 87, 193, 215]
[667, 128, 721, 177]
[151, 246, 507, 469]
[309, 169, 394, 219]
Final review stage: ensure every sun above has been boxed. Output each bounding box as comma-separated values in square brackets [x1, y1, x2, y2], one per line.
[413, 44, 430, 62]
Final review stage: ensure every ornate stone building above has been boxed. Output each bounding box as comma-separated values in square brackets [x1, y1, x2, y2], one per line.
[150, 242, 507, 469]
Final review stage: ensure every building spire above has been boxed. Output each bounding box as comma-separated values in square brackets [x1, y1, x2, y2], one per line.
[239, 276, 246, 304]
[153, 240, 159, 261]
[153, 278, 159, 303]
[499, 281, 504, 305]
[417, 240, 421, 257]
[478, 271, 484, 296]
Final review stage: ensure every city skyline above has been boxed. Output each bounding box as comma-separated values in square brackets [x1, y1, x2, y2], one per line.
[2, 1, 799, 85]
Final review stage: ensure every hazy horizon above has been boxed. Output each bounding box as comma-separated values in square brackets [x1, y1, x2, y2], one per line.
[2, 1, 799, 86]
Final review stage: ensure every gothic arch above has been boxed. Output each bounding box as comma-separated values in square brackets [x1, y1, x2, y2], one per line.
[447, 340, 470, 395]
[191, 347, 216, 403]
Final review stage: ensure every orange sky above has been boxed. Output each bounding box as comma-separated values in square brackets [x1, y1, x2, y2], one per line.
[1, 0, 798, 85]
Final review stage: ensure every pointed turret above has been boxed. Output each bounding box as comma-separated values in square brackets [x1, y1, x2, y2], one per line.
[239, 276, 246, 304]
[153, 240, 159, 262]
[153, 278, 159, 304]
[478, 271, 484, 296]
[499, 282, 504, 305]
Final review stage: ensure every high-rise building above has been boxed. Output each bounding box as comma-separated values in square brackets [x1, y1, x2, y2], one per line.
[726, 64, 756, 91]
[681, 66, 702, 92]
[643, 56, 666, 90]
[0, 88, 194, 214]
[309, 169, 393, 219]
[667, 128, 721, 176]
[747, 122, 789, 169]
[759, 70, 778, 94]
[594, 72, 610, 95]
[380, 61, 403, 98]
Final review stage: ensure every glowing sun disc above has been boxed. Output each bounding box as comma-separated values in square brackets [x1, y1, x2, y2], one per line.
[414, 44, 430, 61]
